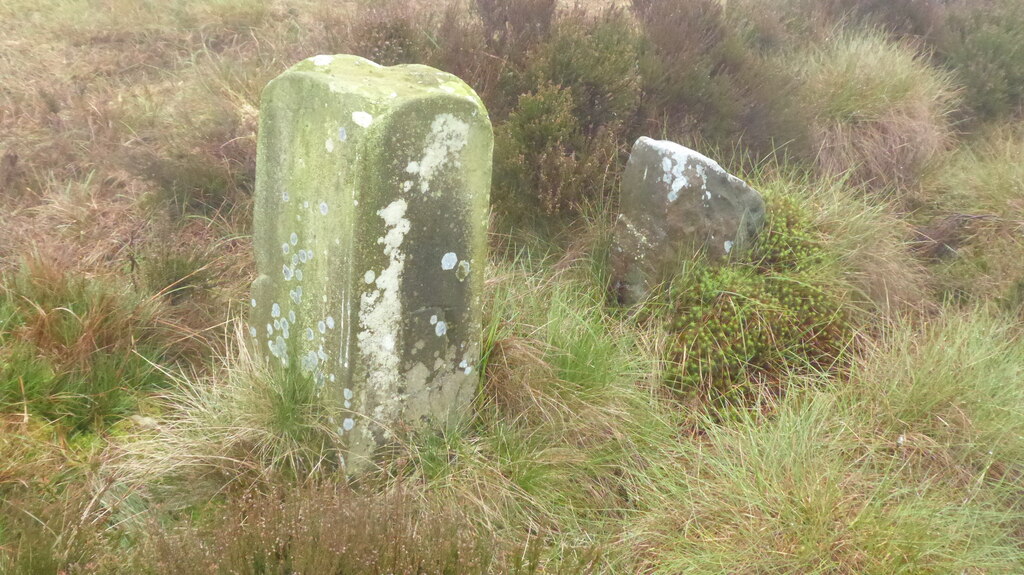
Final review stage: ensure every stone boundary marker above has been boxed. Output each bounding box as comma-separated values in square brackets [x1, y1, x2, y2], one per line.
[611, 136, 765, 305]
[250, 55, 492, 473]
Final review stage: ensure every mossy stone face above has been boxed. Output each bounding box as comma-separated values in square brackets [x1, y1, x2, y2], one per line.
[250, 55, 492, 473]
[610, 137, 765, 305]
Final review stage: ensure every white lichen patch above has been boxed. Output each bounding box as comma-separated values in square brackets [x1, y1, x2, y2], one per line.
[435, 321, 447, 336]
[404, 114, 469, 194]
[325, 138, 334, 153]
[724, 240, 734, 254]
[441, 252, 457, 270]
[352, 111, 374, 127]
[644, 136, 728, 203]
[357, 199, 410, 405]
[319, 201, 329, 215]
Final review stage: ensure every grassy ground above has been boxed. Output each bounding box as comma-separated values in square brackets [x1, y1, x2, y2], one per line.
[1, 0, 1022, 573]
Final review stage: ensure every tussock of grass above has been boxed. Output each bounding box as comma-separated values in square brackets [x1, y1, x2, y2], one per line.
[117, 327, 344, 496]
[0, 259, 176, 433]
[921, 125, 1024, 307]
[790, 30, 958, 192]
[750, 168, 932, 316]
[627, 309, 1024, 574]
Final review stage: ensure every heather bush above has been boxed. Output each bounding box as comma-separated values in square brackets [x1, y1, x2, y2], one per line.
[935, 0, 1024, 122]
[493, 84, 622, 227]
[136, 486, 540, 575]
[531, 8, 642, 134]
[631, 0, 806, 160]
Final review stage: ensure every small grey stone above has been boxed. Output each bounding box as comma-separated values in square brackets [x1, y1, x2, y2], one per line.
[610, 137, 765, 305]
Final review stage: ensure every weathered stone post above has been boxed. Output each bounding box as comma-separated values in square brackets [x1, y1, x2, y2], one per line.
[610, 137, 765, 305]
[249, 55, 492, 472]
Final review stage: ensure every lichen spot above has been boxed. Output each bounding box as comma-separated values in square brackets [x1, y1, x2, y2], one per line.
[429, 315, 437, 325]
[441, 252, 457, 270]
[338, 126, 347, 142]
[343, 388, 353, 400]
[250, 298, 257, 308]
[311, 55, 334, 66]
[435, 321, 447, 337]
[326, 316, 335, 329]
[319, 201, 328, 215]
[456, 260, 471, 281]
[271, 303, 281, 318]
[364, 270, 376, 284]
[325, 138, 334, 153]
[342, 418, 355, 431]
[305, 328, 314, 341]
[249, 326, 257, 338]
[318, 320, 326, 334]
[724, 240, 734, 254]
[281, 243, 290, 255]
[290, 232, 299, 246]
[283, 265, 293, 281]
[288, 310, 296, 323]
[352, 111, 373, 127]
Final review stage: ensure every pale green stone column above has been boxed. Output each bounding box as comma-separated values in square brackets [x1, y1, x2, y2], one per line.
[250, 55, 492, 473]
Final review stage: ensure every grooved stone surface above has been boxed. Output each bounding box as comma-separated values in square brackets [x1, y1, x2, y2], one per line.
[611, 137, 765, 304]
[250, 54, 492, 473]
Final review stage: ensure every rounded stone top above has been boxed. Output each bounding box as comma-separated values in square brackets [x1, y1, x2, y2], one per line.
[279, 54, 486, 111]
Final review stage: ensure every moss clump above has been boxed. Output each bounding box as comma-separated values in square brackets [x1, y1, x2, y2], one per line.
[752, 191, 823, 272]
[666, 194, 850, 397]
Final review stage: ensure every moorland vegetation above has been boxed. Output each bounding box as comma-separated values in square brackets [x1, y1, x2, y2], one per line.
[1, 0, 1023, 572]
